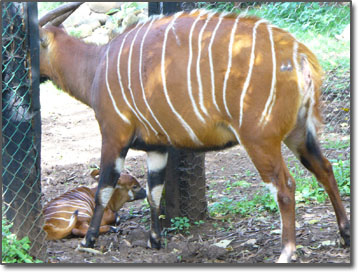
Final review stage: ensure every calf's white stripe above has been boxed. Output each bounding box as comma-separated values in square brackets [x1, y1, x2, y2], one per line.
[222, 16, 240, 119]
[162, 12, 203, 145]
[239, 19, 266, 128]
[259, 25, 277, 127]
[139, 18, 172, 143]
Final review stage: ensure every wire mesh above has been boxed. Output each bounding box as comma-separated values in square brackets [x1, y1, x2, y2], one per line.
[2, 2, 46, 262]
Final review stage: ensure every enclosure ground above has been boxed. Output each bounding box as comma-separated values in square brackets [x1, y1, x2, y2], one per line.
[40, 84, 350, 264]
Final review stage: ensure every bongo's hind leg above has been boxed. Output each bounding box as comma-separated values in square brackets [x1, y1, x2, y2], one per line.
[285, 128, 350, 246]
[243, 141, 296, 263]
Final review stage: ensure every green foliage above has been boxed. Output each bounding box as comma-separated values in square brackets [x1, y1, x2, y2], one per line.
[170, 217, 191, 234]
[291, 157, 350, 204]
[331, 159, 350, 196]
[208, 188, 277, 218]
[2, 213, 42, 263]
[248, 2, 349, 38]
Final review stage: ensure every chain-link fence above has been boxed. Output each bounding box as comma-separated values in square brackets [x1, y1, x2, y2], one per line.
[2, 2, 46, 262]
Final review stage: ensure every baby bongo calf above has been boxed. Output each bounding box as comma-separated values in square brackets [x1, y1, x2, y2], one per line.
[43, 170, 146, 240]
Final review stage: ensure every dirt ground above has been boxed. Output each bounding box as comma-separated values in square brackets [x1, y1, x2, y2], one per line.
[40, 83, 350, 264]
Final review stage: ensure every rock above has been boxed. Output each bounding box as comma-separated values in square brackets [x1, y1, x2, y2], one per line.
[137, 12, 148, 22]
[119, 14, 139, 33]
[205, 245, 227, 260]
[83, 32, 109, 45]
[76, 24, 94, 39]
[105, 18, 118, 31]
[63, 4, 92, 28]
[87, 2, 123, 14]
[90, 12, 110, 25]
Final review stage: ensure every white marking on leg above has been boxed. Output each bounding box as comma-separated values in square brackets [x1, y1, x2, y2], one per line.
[100, 187, 114, 207]
[162, 12, 203, 146]
[266, 183, 278, 204]
[187, 13, 206, 123]
[147, 152, 168, 172]
[208, 15, 224, 113]
[117, 24, 150, 135]
[222, 16, 240, 119]
[196, 13, 215, 117]
[277, 241, 296, 263]
[151, 185, 164, 208]
[114, 157, 125, 174]
[259, 25, 277, 127]
[105, 45, 130, 124]
[127, 21, 159, 137]
[239, 19, 266, 128]
[151, 231, 159, 239]
[139, 18, 172, 143]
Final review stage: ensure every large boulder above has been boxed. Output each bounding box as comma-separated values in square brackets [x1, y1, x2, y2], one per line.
[63, 4, 92, 28]
[87, 2, 123, 14]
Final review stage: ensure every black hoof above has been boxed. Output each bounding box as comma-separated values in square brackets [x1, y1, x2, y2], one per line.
[148, 235, 161, 249]
[81, 233, 97, 248]
[339, 223, 350, 247]
[109, 226, 123, 234]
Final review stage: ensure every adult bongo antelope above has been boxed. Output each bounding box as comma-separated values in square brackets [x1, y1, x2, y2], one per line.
[39, 3, 350, 262]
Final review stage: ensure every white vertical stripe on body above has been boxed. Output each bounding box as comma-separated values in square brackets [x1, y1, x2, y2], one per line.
[196, 12, 215, 117]
[127, 21, 159, 137]
[187, 13, 206, 123]
[139, 18, 172, 143]
[259, 25, 277, 127]
[222, 16, 240, 119]
[116, 24, 150, 135]
[105, 45, 130, 124]
[239, 19, 266, 128]
[292, 41, 303, 95]
[161, 12, 203, 146]
[208, 15, 224, 113]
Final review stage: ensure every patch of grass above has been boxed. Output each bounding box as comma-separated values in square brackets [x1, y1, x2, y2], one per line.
[208, 188, 277, 218]
[290, 157, 350, 204]
[323, 138, 350, 150]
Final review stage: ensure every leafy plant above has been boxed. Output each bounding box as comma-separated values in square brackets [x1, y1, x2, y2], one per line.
[2, 213, 42, 263]
[170, 217, 191, 234]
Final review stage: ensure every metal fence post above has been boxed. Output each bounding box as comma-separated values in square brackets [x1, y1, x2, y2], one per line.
[2, 2, 46, 261]
[148, 2, 207, 227]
